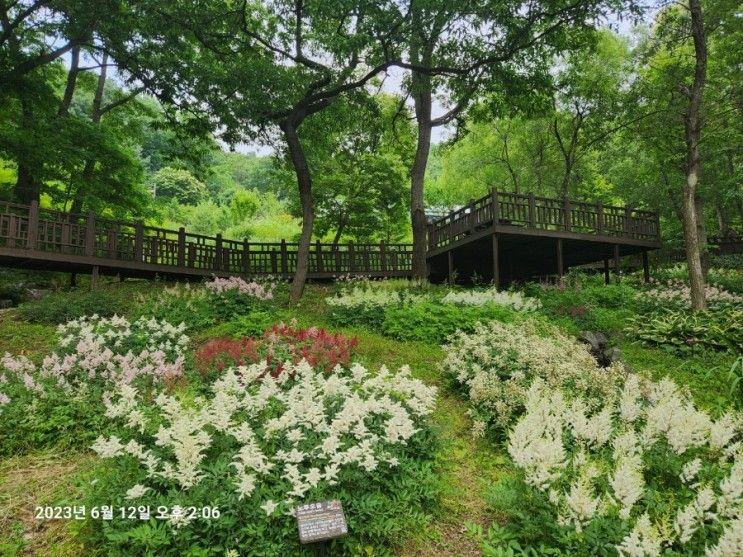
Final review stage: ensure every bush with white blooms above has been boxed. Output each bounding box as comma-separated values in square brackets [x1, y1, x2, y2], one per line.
[83, 359, 439, 556]
[442, 319, 622, 433]
[505, 376, 743, 556]
[441, 288, 542, 311]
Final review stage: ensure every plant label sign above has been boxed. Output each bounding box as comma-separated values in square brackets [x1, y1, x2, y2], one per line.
[295, 500, 348, 544]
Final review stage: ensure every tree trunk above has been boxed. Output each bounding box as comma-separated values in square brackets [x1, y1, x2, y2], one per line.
[71, 53, 108, 214]
[410, 69, 433, 280]
[332, 217, 346, 246]
[57, 45, 81, 117]
[695, 193, 709, 277]
[682, 0, 708, 310]
[281, 118, 314, 303]
[13, 97, 39, 203]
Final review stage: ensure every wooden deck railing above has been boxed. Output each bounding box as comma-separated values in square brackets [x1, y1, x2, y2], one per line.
[0, 201, 413, 277]
[427, 189, 661, 250]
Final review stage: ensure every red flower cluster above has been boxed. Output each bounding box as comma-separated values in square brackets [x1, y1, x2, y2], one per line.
[195, 323, 358, 377]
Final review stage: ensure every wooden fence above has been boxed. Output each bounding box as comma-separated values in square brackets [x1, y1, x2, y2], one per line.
[428, 190, 660, 250]
[0, 201, 413, 277]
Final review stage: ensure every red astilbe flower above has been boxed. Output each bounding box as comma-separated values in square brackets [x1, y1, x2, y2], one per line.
[195, 323, 358, 378]
[195, 337, 260, 376]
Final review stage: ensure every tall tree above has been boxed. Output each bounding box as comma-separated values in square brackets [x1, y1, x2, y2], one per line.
[395, 0, 633, 279]
[107, 0, 403, 301]
[682, 0, 708, 309]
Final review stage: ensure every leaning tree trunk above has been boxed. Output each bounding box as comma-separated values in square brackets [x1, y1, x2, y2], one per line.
[281, 119, 314, 303]
[13, 97, 40, 204]
[683, 0, 708, 310]
[410, 70, 433, 280]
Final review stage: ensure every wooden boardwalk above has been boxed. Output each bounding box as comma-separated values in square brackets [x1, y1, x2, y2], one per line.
[0, 201, 412, 280]
[0, 190, 661, 284]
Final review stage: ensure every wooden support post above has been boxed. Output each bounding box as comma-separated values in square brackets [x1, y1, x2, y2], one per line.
[447, 250, 454, 284]
[214, 234, 223, 271]
[642, 250, 650, 284]
[527, 192, 536, 228]
[348, 241, 356, 272]
[334, 247, 341, 274]
[563, 199, 572, 231]
[491, 189, 500, 226]
[70, 273, 77, 288]
[188, 243, 196, 267]
[380, 241, 387, 272]
[491, 234, 499, 289]
[596, 201, 604, 235]
[280, 239, 288, 274]
[26, 200, 39, 249]
[84, 211, 96, 257]
[603, 258, 610, 285]
[149, 236, 158, 264]
[613, 244, 621, 283]
[177, 227, 186, 267]
[134, 221, 144, 261]
[91, 265, 99, 289]
[624, 205, 633, 236]
[242, 239, 250, 275]
[270, 249, 278, 273]
[316, 240, 323, 273]
[556, 238, 564, 279]
[118, 272, 124, 282]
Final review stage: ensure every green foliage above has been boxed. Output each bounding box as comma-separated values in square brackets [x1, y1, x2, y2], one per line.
[16, 288, 132, 324]
[381, 301, 518, 344]
[627, 306, 743, 353]
[728, 356, 743, 410]
[150, 167, 208, 205]
[199, 311, 283, 340]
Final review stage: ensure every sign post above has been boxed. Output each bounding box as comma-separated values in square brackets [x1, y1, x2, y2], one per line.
[295, 500, 348, 555]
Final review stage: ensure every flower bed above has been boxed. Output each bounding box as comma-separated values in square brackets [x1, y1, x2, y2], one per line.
[0, 315, 189, 454]
[196, 323, 358, 376]
[497, 375, 743, 556]
[637, 278, 743, 310]
[83, 360, 439, 555]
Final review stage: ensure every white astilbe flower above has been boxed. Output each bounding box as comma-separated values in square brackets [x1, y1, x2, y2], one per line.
[619, 374, 644, 423]
[644, 382, 712, 454]
[610, 453, 645, 519]
[567, 399, 614, 448]
[680, 458, 703, 484]
[616, 513, 663, 557]
[260, 500, 279, 516]
[674, 487, 717, 543]
[710, 413, 740, 451]
[717, 454, 743, 519]
[441, 288, 541, 311]
[507, 382, 567, 489]
[91, 435, 125, 458]
[705, 514, 743, 557]
[125, 484, 149, 500]
[560, 464, 603, 532]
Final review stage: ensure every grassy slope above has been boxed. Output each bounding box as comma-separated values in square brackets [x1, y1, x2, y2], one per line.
[0, 281, 735, 556]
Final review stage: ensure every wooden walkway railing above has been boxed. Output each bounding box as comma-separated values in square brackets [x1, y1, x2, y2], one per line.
[427, 189, 661, 251]
[0, 201, 413, 277]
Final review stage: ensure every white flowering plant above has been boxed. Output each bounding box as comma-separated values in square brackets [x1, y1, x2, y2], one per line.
[0, 315, 189, 454]
[475, 375, 743, 556]
[82, 360, 440, 556]
[442, 319, 622, 433]
[637, 278, 743, 311]
[139, 278, 277, 332]
[441, 288, 542, 311]
[326, 286, 428, 328]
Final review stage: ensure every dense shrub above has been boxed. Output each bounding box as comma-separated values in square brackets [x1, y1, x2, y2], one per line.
[381, 301, 518, 344]
[326, 287, 427, 329]
[627, 307, 743, 353]
[139, 278, 275, 331]
[81, 361, 439, 556]
[528, 280, 638, 334]
[442, 320, 622, 434]
[17, 288, 132, 323]
[201, 310, 280, 340]
[196, 323, 357, 377]
[472, 375, 743, 556]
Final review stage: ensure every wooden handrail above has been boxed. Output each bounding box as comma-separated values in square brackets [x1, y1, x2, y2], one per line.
[427, 188, 661, 250]
[0, 201, 414, 277]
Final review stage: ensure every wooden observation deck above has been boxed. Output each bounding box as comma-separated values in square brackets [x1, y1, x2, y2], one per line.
[426, 190, 661, 285]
